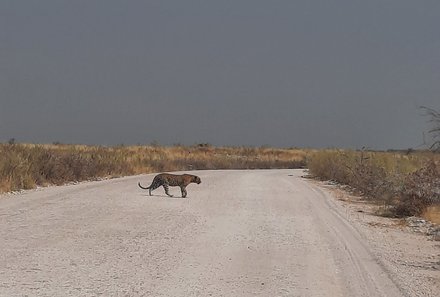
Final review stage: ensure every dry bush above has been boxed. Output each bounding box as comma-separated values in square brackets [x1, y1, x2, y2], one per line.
[394, 160, 440, 216]
[308, 149, 439, 217]
[307, 150, 354, 184]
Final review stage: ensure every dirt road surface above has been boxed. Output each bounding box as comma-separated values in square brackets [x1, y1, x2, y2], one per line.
[0, 170, 408, 296]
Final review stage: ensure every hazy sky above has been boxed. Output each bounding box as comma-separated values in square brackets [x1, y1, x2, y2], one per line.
[1, 1, 439, 149]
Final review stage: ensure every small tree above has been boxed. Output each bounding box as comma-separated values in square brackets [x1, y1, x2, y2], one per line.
[421, 106, 440, 152]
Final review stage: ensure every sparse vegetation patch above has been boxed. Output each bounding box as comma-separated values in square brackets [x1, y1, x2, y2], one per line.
[308, 150, 440, 217]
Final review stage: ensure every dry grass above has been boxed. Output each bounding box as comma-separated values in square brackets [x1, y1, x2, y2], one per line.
[423, 206, 440, 225]
[3, 142, 439, 221]
[307, 149, 440, 218]
[0, 143, 308, 193]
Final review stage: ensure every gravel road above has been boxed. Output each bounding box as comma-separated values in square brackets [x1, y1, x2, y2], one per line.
[0, 170, 409, 296]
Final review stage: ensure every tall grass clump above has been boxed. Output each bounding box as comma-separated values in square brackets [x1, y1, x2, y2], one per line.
[0, 144, 133, 192]
[0, 143, 308, 194]
[308, 150, 440, 217]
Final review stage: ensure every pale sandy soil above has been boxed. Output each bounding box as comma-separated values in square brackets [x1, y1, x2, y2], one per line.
[312, 179, 440, 297]
[0, 169, 436, 296]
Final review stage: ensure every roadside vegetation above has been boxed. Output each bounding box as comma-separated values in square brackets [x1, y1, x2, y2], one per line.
[308, 107, 440, 220]
[1, 141, 439, 221]
[0, 143, 307, 193]
[307, 149, 440, 218]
